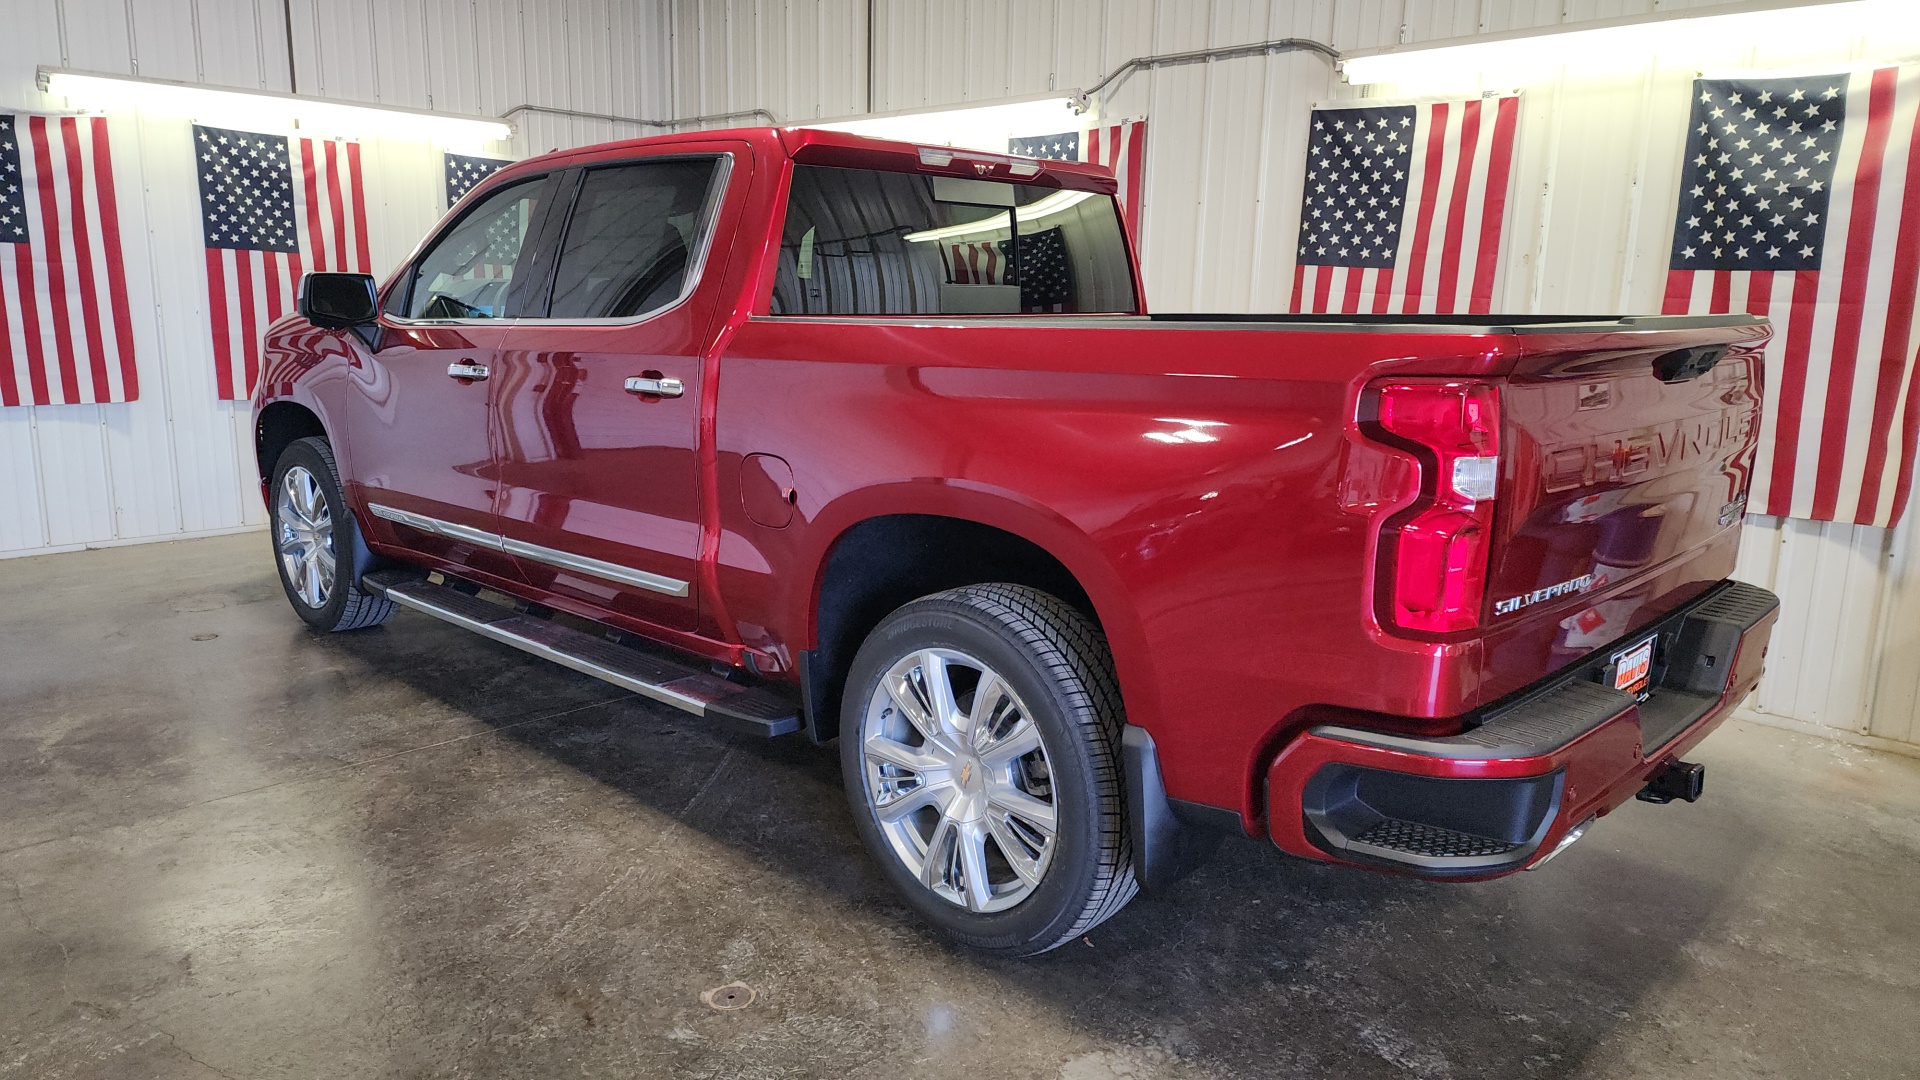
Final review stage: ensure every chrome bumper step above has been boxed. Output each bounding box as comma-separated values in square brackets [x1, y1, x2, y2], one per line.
[361, 570, 800, 739]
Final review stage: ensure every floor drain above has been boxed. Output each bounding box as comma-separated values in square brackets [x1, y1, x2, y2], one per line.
[701, 982, 756, 1011]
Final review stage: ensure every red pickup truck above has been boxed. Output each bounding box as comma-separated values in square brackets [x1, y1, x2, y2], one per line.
[256, 126, 1780, 955]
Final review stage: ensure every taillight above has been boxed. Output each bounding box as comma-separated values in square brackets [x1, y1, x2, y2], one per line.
[1367, 380, 1501, 634]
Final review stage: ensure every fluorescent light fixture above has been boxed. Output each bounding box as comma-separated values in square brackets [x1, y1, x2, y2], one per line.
[902, 190, 1094, 243]
[39, 67, 513, 148]
[1340, 0, 1920, 93]
[806, 94, 1082, 155]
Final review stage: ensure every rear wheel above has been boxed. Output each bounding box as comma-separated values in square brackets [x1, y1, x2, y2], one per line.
[270, 436, 395, 632]
[841, 584, 1137, 956]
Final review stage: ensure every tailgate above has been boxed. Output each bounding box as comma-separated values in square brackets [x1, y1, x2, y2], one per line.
[1487, 323, 1768, 651]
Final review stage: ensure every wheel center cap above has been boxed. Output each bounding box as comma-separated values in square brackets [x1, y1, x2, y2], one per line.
[960, 756, 983, 792]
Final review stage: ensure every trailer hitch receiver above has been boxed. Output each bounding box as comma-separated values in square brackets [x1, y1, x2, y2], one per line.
[1637, 760, 1706, 804]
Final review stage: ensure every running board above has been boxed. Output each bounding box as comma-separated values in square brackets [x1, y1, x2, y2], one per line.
[362, 571, 800, 739]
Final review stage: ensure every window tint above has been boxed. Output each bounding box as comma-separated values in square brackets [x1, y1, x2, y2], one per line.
[546, 159, 722, 320]
[771, 164, 1137, 316]
[397, 177, 544, 319]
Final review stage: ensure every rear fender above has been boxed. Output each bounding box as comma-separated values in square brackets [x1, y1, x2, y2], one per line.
[800, 480, 1163, 739]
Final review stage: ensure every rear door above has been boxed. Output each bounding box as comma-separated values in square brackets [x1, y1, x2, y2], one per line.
[491, 146, 743, 634]
[348, 172, 560, 584]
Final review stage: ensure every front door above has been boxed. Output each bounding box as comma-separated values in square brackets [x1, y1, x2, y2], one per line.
[493, 152, 740, 634]
[345, 172, 557, 585]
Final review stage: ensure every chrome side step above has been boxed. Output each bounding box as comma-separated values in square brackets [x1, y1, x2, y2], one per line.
[361, 571, 800, 739]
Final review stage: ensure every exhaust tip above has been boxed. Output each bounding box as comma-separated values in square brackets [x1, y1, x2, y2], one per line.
[1528, 816, 1593, 870]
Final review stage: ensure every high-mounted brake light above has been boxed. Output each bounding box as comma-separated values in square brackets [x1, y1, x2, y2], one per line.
[916, 146, 1044, 178]
[1368, 381, 1502, 634]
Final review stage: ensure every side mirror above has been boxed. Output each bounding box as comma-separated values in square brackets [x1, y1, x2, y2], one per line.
[298, 272, 379, 329]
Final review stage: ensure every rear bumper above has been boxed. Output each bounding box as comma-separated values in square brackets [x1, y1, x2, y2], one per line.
[1265, 580, 1780, 879]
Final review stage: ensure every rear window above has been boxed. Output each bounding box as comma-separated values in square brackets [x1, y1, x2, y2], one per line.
[771, 164, 1137, 316]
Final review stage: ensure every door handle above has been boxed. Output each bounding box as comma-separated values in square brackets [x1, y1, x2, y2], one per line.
[624, 376, 684, 398]
[447, 361, 490, 381]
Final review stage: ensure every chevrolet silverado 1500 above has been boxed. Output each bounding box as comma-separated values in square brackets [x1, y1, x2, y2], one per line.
[256, 127, 1780, 955]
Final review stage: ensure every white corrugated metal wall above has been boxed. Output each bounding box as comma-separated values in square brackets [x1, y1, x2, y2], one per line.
[1337, 7, 1920, 752]
[664, 0, 1920, 750]
[0, 0, 673, 560]
[2, 0, 1915, 752]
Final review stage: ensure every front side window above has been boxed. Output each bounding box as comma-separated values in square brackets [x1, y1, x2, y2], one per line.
[396, 177, 545, 320]
[771, 164, 1138, 316]
[545, 158, 724, 320]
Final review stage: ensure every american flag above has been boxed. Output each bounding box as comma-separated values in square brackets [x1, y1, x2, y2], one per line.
[1009, 117, 1147, 239]
[1013, 226, 1072, 309]
[1290, 95, 1519, 315]
[445, 152, 508, 208]
[1, 113, 138, 406]
[1663, 69, 1920, 528]
[195, 124, 369, 401]
[462, 196, 530, 283]
[944, 240, 1008, 285]
[941, 228, 1074, 310]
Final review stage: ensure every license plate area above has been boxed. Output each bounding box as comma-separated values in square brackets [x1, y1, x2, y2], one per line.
[1445, 583, 1776, 766]
[1610, 635, 1657, 698]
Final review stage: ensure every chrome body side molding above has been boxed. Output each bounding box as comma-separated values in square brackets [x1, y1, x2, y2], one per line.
[365, 502, 690, 598]
[500, 537, 690, 597]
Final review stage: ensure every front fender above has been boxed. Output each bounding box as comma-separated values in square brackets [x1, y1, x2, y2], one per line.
[252, 316, 365, 498]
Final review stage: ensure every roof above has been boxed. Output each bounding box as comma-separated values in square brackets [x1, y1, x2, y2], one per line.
[486, 125, 1121, 194]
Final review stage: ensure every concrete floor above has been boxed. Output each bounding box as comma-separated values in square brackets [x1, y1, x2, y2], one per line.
[2, 533, 1917, 1080]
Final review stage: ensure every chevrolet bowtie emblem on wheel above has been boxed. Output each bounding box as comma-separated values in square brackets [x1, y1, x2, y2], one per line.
[959, 761, 974, 787]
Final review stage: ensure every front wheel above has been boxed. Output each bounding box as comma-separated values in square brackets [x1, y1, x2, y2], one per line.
[269, 436, 395, 632]
[840, 584, 1137, 956]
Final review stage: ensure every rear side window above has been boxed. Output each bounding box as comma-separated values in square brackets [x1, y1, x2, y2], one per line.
[771, 164, 1137, 316]
[394, 177, 545, 319]
[545, 158, 724, 320]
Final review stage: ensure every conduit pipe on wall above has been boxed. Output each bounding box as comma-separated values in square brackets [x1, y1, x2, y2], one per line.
[499, 103, 781, 130]
[505, 40, 1342, 133]
[1073, 37, 1341, 112]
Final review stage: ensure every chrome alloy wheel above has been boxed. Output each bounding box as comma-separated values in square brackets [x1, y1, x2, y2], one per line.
[859, 648, 1058, 913]
[275, 465, 335, 609]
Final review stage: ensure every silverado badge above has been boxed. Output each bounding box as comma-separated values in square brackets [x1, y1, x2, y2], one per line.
[1494, 573, 1597, 616]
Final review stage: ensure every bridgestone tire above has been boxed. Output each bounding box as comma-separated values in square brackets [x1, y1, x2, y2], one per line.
[841, 583, 1138, 956]
[269, 436, 396, 633]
